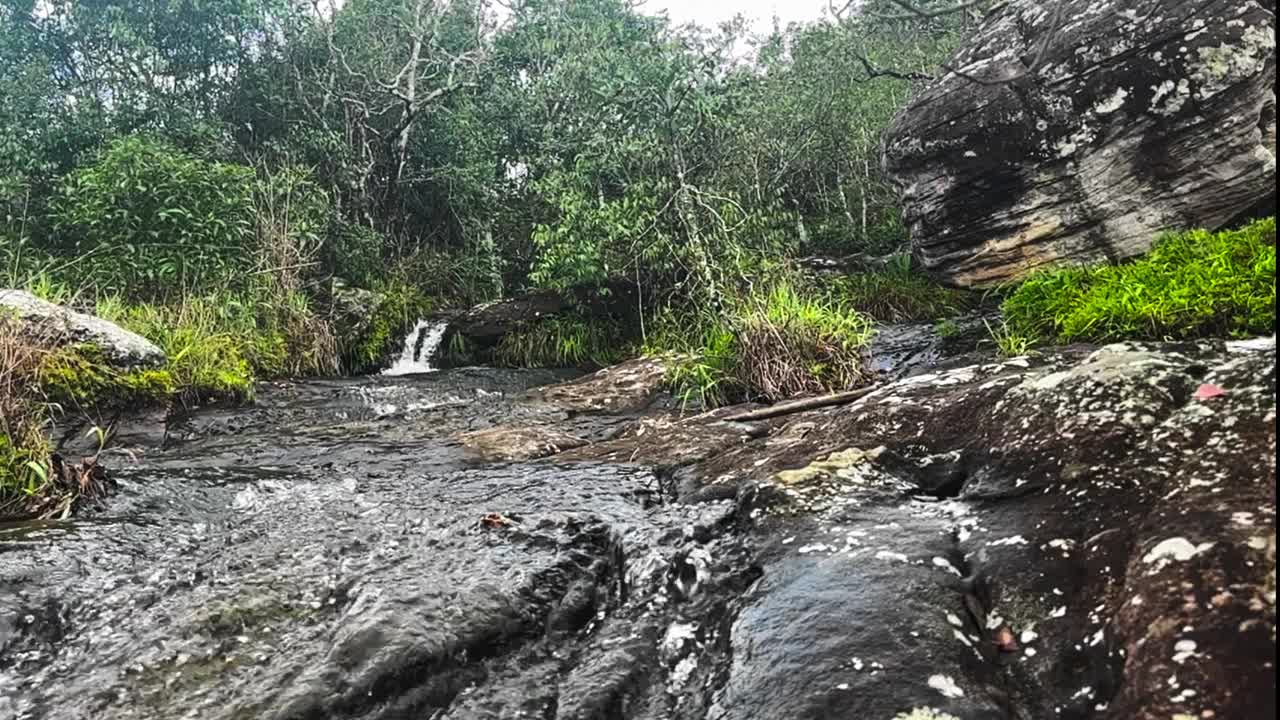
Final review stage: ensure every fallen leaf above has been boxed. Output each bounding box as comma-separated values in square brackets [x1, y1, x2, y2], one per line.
[1192, 383, 1226, 400]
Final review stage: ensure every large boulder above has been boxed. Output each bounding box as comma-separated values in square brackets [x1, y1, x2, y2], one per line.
[560, 338, 1277, 719]
[0, 289, 165, 368]
[884, 0, 1277, 287]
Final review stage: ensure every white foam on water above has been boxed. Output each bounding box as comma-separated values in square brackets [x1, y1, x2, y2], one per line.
[382, 319, 449, 376]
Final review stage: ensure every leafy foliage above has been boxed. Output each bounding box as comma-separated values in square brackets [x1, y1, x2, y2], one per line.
[1002, 218, 1277, 343]
[50, 138, 256, 299]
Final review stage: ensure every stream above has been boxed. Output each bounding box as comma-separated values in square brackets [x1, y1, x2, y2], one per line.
[1, 325, 1275, 720]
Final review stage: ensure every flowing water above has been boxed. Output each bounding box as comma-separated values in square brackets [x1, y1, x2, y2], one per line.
[6, 326, 1258, 719]
[382, 320, 450, 376]
[0, 366, 752, 720]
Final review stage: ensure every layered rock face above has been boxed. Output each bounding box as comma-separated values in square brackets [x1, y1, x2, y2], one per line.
[884, 0, 1277, 287]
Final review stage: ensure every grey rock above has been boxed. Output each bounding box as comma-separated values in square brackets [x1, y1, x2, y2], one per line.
[884, 0, 1277, 287]
[0, 288, 165, 368]
[329, 280, 385, 343]
[452, 290, 569, 343]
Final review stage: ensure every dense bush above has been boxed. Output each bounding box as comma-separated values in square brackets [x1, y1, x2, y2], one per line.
[50, 138, 256, 299]
[1002, 218, 1276, 344]
[325, 223, 384, 290]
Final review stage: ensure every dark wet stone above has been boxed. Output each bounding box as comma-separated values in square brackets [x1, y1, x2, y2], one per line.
[2, 339, 1273, 720]
[884, 0, 1277, 287]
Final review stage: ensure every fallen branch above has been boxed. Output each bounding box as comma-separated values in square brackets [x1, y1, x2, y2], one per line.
[724, 384, 882, 423]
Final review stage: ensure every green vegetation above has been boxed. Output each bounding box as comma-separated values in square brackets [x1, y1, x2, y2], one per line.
[1002, 218, 1276, 346]
[829, 255, 974, 323]
[49, 137, 256, 299]
[339, 282, 434, 374]
[0, 0, 987, 514]
[496, 312, 630, 369]
[651, 280, 875, 408]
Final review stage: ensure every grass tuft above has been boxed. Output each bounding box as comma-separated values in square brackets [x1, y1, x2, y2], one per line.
[829, 255, 972, 323]
[649, 279, 874, 408]
[494, 312, 628, 369]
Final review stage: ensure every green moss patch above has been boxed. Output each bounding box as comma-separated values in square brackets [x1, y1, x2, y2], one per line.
[38, 345, 176, 408]
[1003, 217, 1276, 344]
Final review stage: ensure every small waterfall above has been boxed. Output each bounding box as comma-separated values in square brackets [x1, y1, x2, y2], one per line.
[382, 319, 449, 376]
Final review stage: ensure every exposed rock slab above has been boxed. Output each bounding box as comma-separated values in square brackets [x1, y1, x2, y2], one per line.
[884, 0, 1277, 287]
[559, 339, 1277, 719]
[457, 425, 589, 462]
[2, 340, 1273, 720]
[526, 355, 674, 413]
[0, 289, 165, 368]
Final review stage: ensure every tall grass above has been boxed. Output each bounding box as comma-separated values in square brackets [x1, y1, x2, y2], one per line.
[648, 278, 875, 408]
[0, 316, 52, 512]
[829, 254, 972, 323]
[495, 312, 628, 368]
[1002, 217, 1276, 343]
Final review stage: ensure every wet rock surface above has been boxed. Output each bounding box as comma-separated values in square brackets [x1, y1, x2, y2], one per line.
[1, 337, 1275, 719]
[0, 289, 166, 368]
[884, 0, 1277, 287]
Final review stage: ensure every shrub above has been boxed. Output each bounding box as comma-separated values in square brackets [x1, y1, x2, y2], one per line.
[325, 222, 384, 289]
[253, 166, 332, 293]
[50, 137, 256, 299]
[1003, 218, 1277, 343]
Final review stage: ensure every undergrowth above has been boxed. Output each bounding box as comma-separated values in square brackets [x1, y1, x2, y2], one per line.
[648, 280, 874, 408]
[1002, 217, 1276, 347]
[339, 281, 433, 373]
[829, 255, 972, 323]
[495, 311, 629, 368]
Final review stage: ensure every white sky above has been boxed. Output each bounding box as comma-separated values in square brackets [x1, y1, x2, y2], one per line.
[639, 0, 833, 30]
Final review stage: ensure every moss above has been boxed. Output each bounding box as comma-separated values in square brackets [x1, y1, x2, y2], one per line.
[1003, 217, 1276, 344]
[341, 282, 433, 373]
[38, 345, 176, 408]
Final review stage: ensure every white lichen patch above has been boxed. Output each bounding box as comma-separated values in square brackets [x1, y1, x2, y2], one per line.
[893, 709, 960, 720]
[1093, 87, 1130, 115]
[1190, 25, 1276, 101]
[927, 674, 965, 699]
[1142, 537, 1216, 573]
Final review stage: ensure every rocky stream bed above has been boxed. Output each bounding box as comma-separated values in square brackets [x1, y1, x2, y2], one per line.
[0, 327, 1275, 720]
